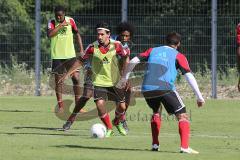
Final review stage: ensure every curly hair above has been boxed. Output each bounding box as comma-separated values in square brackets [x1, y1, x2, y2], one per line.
[116, 21, 135, 36]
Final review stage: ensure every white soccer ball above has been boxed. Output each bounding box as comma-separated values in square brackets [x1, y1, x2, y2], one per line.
[90, 123, 106, 138]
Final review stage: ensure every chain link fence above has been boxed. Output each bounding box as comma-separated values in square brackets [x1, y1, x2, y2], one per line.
[1, 0, 239, 70]
[0, 0, 240, 97]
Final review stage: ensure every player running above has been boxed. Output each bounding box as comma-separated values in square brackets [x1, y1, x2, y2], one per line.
[47, 5, 85, 113]
[117, 32, 205, 153]
[61, 22, 129, 137]
[62, 22, 135, 132]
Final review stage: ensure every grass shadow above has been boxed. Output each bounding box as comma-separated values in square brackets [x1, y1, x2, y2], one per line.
[13, 126, 90, 132]
[54, 144, 179, 153]
[0, 109, 40, 113]
[14, 126, 62, 131]
[0, 132, 82, 137]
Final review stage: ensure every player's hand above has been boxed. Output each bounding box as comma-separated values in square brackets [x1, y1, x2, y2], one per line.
[197, 98, 205, 107]
[116, 78, 127, 89]
[60, 21, 68, 27]
[79, 51, 85, 57]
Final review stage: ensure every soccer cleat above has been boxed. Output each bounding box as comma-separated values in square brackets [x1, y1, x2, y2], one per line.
[180, 147, 199, 154]
[105, 129, 114, 138]
[115, 123, 127, 136]
[62, 121, 72, 131]
[121, 120, 129, 133]
[79, 109, 87, 113]
[151, 144, 160, 151]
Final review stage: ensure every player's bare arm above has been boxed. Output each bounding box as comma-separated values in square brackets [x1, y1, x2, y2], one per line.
[75, 33, 84, 55]
[123, 55, 131, 91]
[119, 44, 130, 76]
[71, 18, 84, 55]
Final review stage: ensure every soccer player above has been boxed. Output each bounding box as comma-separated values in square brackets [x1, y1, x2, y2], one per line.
[62, 22, 129, 137]
[62, 22, 135, 131]
[117, 32, 205, 153]
[115, 21, 135, 132]
[236, 23, 240, 92]
[47, 5, 85, 112]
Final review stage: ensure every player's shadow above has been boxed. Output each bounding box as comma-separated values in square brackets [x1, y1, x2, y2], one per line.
[0, 132, 81, 137]
[13, 126, 62, 131]
[0, 109, 40, 113]
[13, 126, 89, 132]
[54, 145, 179, 153]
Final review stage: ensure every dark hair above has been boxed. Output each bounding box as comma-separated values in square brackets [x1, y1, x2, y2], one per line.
[96, 22, 111, 33]
[116, 21, 135, 36]
[54, 5, 66, 13]
[165, 32, 181, 45]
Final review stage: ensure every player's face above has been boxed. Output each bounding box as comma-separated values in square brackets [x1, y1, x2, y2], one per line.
[97, 29, 110, 45]
[120, 31, 131, 42]
[55, 11, 65, 23]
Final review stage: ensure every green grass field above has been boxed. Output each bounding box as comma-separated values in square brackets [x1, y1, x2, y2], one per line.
[0, 96, 240, 160]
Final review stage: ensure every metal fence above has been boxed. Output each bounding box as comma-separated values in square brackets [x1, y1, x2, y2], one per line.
[1, 0, 239, 70]
[0, 0, 240, 96]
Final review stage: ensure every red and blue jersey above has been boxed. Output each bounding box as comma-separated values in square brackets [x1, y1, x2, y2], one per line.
[138, 46, 191, 91]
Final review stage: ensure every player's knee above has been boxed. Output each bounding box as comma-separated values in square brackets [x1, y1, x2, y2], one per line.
[176, 113, 189, 121]
[117, 102, 126, 112]
[96, 104, 107, 117]
[71, 75, 80, 85]
[95, 99, 105, 107]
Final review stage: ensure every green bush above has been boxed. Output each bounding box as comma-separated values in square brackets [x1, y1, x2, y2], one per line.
[0, 60, 239, 97]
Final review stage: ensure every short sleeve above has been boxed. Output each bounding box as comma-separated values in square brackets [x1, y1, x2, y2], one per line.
[176, 53, 191, 75]
[69, 18, 79, 34]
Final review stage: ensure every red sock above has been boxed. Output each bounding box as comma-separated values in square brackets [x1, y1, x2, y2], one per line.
[178, 120, 190, 149]
[151, 113, 161, 145]
[113, 110, 125, 125]
[100, 113, 112, 129]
